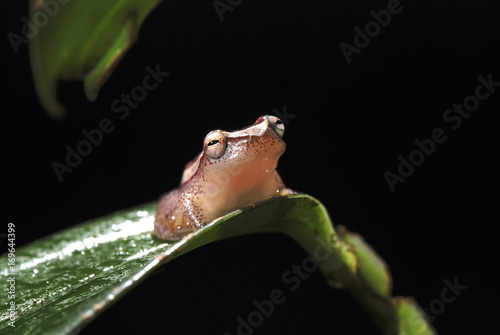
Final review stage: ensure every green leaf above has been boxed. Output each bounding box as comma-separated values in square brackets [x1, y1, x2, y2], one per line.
[393, 297, 437, 335]
[28, 0, 161, 117]
[0, 194, 437, 334]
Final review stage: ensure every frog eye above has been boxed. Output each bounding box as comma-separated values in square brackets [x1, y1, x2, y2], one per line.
[204, 130, 227, 159]
[268, 116, 285, 138]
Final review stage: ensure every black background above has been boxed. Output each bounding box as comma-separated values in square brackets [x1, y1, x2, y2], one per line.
[2, 0, 498, 334]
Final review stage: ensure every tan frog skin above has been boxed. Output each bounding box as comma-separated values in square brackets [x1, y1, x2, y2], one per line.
[154, 115, 290, 241]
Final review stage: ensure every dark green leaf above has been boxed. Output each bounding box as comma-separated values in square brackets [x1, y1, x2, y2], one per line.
[0, 195, 436, 334]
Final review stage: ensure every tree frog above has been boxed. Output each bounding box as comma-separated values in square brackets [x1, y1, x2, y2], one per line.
[154, 115, 291, 241]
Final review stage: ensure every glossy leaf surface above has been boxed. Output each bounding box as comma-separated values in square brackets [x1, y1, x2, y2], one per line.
[0, 195, 436, 334]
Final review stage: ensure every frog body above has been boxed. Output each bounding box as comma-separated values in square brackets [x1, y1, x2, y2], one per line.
[154, 115, 289, 241]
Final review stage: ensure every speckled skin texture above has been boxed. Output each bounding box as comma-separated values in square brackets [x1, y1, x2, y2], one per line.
[154, 115, 289, 241]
